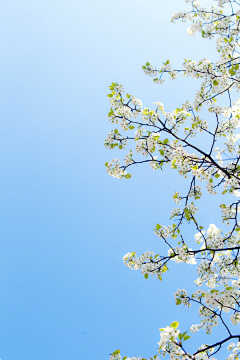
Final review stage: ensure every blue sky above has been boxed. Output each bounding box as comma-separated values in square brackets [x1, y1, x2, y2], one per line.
[0, 0, 230, 359]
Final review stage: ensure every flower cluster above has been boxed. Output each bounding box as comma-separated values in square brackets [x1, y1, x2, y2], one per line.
[107, 0, 240, 359]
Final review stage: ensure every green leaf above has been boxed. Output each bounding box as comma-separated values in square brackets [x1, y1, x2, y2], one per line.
[156, 223, 161, 230]
[163, 138, 169, 144]
[125, 174, 132, 179]
[184, 209, 191, 221]
[105, 162, 109, 167]
[144, 273, 148, 279]
[235, 64, 239, 70]
[213, 80, 219, 86]
[123, 357, 127, 360]
[110, 350, 121, 356]
[176, 299, 182, 305]
[235, 227, 240, 232]
[183, 335, 191, 341]
[170, 321, 179, 329]
[126, 94, 131, 99]
[162, 265, 169, 273]
[219, 204, 226, 209]
[146, 62, 150, 66]
[215, 173, 220, 178]
[128, 125, 135, 130]
[229, 68, 236, 76]
[160, 150, 165, 156]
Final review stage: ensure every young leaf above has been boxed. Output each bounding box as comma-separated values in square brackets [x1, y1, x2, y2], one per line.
[170, 321, 179, 329]
[125, 174, 131, 179]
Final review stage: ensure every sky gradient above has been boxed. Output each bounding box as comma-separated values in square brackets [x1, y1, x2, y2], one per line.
[0, 1, 227, 359]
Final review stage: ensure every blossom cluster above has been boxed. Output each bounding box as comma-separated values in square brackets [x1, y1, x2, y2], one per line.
[106, 0, 240, 359]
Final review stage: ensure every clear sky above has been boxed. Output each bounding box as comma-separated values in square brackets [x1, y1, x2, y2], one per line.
[0, 1, 229, 359]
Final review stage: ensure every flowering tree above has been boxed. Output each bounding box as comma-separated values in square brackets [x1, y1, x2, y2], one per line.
[104, 0, 240, 359]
